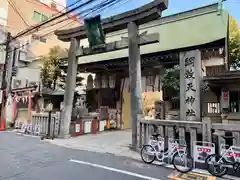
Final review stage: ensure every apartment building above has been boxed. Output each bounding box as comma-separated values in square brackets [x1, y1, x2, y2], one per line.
[0, 0, 81, 90]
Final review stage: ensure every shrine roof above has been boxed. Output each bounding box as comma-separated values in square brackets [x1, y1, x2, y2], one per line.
[203, 71, 240, 85]
[75, 3, 228, 65]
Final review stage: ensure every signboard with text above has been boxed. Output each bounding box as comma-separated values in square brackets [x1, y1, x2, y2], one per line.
[220, 144, 240, 162]
[194, 141, 215, 163]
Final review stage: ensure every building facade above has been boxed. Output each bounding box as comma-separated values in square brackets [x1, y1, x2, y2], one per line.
[2, 0, 81, 88]
[0, 0, 81, 124]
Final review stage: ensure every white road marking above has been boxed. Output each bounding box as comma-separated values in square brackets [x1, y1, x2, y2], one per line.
[70, 159, 162, 180]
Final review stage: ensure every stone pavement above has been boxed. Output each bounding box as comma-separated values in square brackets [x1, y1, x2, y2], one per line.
[47, 130, 140, 159]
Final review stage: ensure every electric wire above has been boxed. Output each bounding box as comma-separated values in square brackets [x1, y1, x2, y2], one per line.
[0, 0, 96, 45]
[8, 0, 31, 26]
[6, 0, 126, 53]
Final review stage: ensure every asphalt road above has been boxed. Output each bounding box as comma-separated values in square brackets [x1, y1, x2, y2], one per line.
[0, 131, 173, 180]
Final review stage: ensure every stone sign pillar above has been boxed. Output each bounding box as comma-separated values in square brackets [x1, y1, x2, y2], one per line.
[180, 50, 201, 121]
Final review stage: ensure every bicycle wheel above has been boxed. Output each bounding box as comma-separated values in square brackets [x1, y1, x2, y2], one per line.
[172, 151, 193, 173]
[140, 145, 156, 164]
[205, 154, 228, 177]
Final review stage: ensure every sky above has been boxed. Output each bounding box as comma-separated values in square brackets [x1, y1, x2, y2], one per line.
[67, 0, 240, 22]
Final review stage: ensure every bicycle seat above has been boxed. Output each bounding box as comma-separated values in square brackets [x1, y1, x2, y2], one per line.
[221, 136, 235, 140]
[152, 133, 161, 138]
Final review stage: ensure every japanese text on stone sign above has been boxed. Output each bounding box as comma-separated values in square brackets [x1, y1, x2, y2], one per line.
[184, 57, 196, 116]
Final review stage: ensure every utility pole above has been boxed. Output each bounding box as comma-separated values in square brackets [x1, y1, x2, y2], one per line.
[0, 32, 11, 129]
[6, 47, 15, 95]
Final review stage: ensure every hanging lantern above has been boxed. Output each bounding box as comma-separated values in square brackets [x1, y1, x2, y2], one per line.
[94, 74, 101, 88]
[101, 75, 108, 88]
[109, 75, 116, 88]
[21, 96, 27, 104]
[14, 94, 20, 103]
[87, 74, 93, 90]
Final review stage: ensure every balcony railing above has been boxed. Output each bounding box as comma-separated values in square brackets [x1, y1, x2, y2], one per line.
[205, 65, 225, 77]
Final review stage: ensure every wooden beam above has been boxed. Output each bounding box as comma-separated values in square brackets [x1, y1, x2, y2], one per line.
[76, 33, 159, 57]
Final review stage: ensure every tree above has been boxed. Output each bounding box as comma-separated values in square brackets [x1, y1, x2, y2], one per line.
[58, 68, 84, 90]
[40, 46, 84, 90]
[229, 16, 240, 69]
[161, 65, 180, 92]
[161, 65, 180, 100]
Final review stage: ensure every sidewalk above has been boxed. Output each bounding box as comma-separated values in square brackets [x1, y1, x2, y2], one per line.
[47, 130, 140, 159]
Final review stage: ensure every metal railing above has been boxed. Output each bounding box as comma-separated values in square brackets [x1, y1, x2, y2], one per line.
[31, 111, 60, 137]
[138, 117, 240, 157]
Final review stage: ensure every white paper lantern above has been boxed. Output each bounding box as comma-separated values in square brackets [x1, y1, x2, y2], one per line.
[101, 75, 108, 88]
[109, 75, 116, 88]
[94, 74, 101, 88]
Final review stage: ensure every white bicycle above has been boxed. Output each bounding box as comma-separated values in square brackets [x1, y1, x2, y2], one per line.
[205, 136, 240, 177]
[140, 133, 193, 173]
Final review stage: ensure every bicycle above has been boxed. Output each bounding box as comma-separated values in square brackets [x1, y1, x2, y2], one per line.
[205, 136, 240, 177]
[140, 133, 194, 173]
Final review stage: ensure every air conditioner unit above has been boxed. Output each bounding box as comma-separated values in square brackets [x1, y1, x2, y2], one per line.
[28, 81, 38, 87]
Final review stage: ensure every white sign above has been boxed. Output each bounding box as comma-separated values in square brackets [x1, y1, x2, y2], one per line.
[19, 123, 27, 133]
[220, 144, 240, 161]
[34, 125, 41, 136]
[194, 142, 215, 163]
[75, 124, 80, 133]
[26, 124, 32, 133]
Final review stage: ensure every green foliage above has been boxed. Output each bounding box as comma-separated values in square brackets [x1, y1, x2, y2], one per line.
[229, 16, 240, 69]
[40, 46, 83, 90]
[161, 65, 180, 92]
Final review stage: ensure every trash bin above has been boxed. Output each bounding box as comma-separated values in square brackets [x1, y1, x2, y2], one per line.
[70, 119, 84, 137]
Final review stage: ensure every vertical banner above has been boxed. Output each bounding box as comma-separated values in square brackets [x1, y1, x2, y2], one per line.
[221, 88, 229, 109]
[84, 15, 105, 50]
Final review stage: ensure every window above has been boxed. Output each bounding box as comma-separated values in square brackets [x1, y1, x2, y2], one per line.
[39, 37, 47, 43]
[31, 34, 47, 43]
[41, 14, 48, 21]
[230, 91, 240, 112]
[207, 103, 220, 113]
[33, 11, 41, 21]
[32, 34, 39, 40]
[33, 11, 48, 22]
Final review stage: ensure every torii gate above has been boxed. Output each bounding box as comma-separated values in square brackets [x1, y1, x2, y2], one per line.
[55, 0, 168, 149]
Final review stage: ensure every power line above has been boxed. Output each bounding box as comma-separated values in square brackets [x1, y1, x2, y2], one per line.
[8, 0, 31, 26]
[1, 0, 95, 45]
[7, 0, 126, 53]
